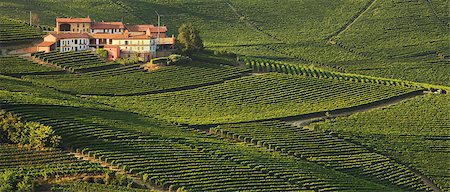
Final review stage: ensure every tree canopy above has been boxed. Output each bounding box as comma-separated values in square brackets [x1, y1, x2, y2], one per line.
[177, 23, 204, 56]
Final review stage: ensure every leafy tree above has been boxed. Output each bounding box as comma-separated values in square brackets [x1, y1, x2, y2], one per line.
[0, 111, 61, 149]
[0, 171, 17, 192]
[27, 122, 61, 149]
[177, 23, 204, 56]
[96, 48, 109, 60]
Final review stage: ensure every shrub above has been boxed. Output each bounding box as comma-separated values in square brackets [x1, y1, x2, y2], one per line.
[167, 54, 192, 66]
[96, 48, 108, 60]
[0, 111, 60, 149]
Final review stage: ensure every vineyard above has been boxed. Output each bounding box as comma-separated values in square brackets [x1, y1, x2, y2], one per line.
[0, 17, 45, 43]
[0, 56, 60, 75]
[24, 62, 250, 95]
[0, 0, 448, 191]
[1, 104, 411, 191]
[0, 144, 105, 180]
[31, 51, 114, 72]
[95, 73, 420, 125]
[211, 121, 431, 191]
[311, 94, 450, 191]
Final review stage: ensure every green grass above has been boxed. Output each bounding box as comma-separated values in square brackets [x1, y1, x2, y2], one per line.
[24, 62, 250, 95]
[93, 73, 419, 125]
[0, 56, 59, 74]
[311, 94, 450, 191]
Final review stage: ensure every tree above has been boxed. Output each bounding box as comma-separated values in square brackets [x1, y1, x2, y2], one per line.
[177, 23, 204, 56]
[96, 48, 108, 60]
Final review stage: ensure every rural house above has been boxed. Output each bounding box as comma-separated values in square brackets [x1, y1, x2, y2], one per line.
[36, 17, 176, 61]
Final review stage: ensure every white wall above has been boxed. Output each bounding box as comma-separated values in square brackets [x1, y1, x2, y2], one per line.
[59, 38, 90, 52]
[91, 29, 123, 34]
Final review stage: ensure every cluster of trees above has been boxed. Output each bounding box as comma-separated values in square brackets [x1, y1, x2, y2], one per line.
[176, 23, 204, 56]
[0, 111, 60, 149]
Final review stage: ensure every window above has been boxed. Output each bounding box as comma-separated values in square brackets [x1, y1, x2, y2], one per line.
[125, 41, 128, 45]
[75, 39, 78, 44]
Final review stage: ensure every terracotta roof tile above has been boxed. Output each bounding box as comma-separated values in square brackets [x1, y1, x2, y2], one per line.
[36, 41, 55, 47]
[91, 22, 125, 29]
[127, 25, 167, 33]
[47, 33, 90, 39]
[56, 17, 91, 23]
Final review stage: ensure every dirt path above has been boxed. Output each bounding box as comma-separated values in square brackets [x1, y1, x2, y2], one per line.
[70, 152, 166, 192]
[285, 90, 424, 126]
[325, 0, 377, 40]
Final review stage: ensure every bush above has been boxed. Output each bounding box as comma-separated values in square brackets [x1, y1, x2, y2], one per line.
[0, 111, 61, 149]
[96, 48, 108, 60]
[115, 57, 139, 65]
[167, 54, 191, 66]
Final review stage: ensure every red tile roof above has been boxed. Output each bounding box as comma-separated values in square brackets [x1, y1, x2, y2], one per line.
[91, 22, 125, 29]
[47, 33, 90, 39]
[36, 41, 55, 47]
[127, 25, 167, 33]
[89, 33, 127, 39]
[104, 45, 120, 48]
[56, 18, 91, 23]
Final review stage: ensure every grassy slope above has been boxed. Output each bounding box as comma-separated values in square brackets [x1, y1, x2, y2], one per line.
[0, 72, 412, 191]
[311, 94, 450, 191]
[0, 56, 58, 74]
[91, 73, 418, 125]
[24, 62, 250, 95]
[1, 0, 446, 85]
[4, 104, 401, 191]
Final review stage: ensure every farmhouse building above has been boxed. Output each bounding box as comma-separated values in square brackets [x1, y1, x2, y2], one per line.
[36, 17, 176, 61]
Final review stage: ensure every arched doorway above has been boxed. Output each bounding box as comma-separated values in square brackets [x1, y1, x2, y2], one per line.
[59, 24, 71, 32]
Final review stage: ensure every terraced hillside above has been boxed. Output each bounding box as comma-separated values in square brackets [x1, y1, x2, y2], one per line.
[311, 94, 450, 191]
[1, 104, 411, 191]
[32, 51, 115, 72]
[1, 0, 448, 85]
[0, 17, 45, 43]
[0, 144, 105, 179]
[95, 73, 420, 125]
[25, 62, 250, 96]
[0, 56, 61, 75]
[0, 0, 448, 191]
[211, 121, 431, 191]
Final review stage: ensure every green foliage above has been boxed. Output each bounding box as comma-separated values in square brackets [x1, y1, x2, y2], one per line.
[177, 23, 204, 56]
[31, 51, 112, 72]
[115, 57, 139, 65]
[24, 63, 249, 95]
[50, 182, 151, 192]
[0, 56, 57, 75]
[149, 57, 168, 65]
[0, 110, 60, 149]
[96, 73, 418, 125]
[0, 16, 44, 43]
[311, 94, 450, 191]
[212, 121, 431, 191]
[166, 54, 192, 66]
[95, 48, 109, 60]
